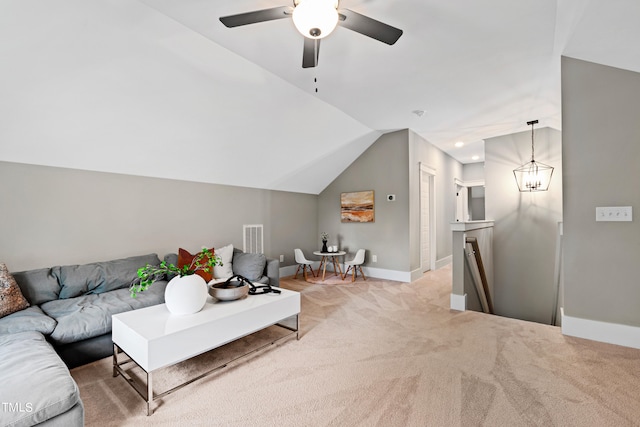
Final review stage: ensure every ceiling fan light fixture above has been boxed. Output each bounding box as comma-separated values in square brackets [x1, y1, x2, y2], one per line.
[292, 0, 339, 39]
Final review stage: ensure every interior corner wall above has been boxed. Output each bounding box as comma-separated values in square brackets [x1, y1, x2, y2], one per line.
[0, 161, 317, 272]
[484, 127, 563, 324]
[318, 130, 411, 273]
[561, 57, 640, 327]
[408, 130, 463, 270]
[463, 162, 485, 182]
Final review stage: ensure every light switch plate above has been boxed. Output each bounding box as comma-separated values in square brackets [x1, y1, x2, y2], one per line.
[596, 206, 633, 222]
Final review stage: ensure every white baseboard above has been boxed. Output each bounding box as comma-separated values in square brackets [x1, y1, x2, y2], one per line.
[279, 265, 300, 278]
[410, 268, 424, 282]
[363, 266, 412, 282]
[450, 293, 466, 311]
[436, 255, 452, 270]
[561, 308, 640, 350]
[282, 264, 414, 283]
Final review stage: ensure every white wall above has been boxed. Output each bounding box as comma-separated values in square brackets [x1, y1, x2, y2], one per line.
[463, 163, 485, 182]
[0, 0, 378, 195]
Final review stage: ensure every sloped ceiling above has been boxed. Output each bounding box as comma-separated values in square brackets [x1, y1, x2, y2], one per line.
[1, 0, 639, 194]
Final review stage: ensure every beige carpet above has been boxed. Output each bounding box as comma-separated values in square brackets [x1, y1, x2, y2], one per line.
[71, 266, 640, 426]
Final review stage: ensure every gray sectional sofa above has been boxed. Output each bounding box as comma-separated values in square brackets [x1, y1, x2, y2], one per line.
[8, 253, 169, 368]
[0, 250, 279, 427]
[0, 332, 84, 427]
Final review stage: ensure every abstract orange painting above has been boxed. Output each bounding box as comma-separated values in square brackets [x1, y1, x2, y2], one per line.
[341, 191, 375, 223]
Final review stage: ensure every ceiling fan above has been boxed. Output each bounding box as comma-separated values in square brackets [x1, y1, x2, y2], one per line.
[219, 0, 403, 68]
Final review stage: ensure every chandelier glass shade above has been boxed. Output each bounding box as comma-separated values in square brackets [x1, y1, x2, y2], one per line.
[292, 0, 339, 39]
[513, 120, 554, 192]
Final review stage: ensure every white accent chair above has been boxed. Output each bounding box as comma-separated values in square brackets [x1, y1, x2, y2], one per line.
[294, 248, 316, 281]
[343, 249, 366, 282]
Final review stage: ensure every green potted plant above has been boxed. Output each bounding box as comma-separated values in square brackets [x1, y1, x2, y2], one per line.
[131, 248, 222, 315]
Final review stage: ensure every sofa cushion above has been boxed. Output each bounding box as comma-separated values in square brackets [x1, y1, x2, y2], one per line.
[0, 331, 82, 426]
[41, 281, 167, 345]
[178, 248, 214, 282]
[232, 252, 267, 282]
[0, 305, 57, 335]
[213, 244, 234, 280]
[163, 253, 179, 281]
[12, 267, 61, 305]
[55, 253, 162, 299]
[0, 263, 30, 318]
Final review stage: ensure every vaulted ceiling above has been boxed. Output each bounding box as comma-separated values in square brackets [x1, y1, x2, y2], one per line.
[1, 1, 639, 194]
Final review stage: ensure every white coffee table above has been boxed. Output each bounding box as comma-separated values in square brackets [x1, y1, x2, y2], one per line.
[112, 288, 300, 415]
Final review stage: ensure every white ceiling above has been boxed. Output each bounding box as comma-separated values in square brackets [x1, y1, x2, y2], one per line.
[2, 0, 639, 194]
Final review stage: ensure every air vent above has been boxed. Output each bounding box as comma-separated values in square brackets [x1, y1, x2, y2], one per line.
[243, 224, 264, 254]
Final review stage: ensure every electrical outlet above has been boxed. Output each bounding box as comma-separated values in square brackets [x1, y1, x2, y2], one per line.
[596, 206, 633, 222]
[279, 255, 284, 262]
[372, 255, 377, 262]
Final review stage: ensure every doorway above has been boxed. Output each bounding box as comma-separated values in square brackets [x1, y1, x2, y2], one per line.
[455, 179, 485, 222]
[455, 184, 468, 222]
[420, 164, 436, 273]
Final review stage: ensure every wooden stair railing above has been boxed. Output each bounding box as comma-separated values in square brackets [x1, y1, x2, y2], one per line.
[465, 237, 494, 314]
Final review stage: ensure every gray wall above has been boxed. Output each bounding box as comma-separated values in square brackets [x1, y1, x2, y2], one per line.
[562, 57, 640, 327]
[484, 127, 563, 324]
[0, 161, 317, 271]
[469, 189, 486, 221]
[3, 128, 461, 279]
[318, 130, 411, 271]
[409, 130, 464, 270]
[317, 129, 463, 276]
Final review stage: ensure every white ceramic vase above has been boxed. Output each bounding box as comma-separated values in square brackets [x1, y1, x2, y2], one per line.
[164, 274, 208, 315]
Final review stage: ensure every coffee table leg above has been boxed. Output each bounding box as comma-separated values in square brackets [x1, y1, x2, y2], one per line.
[112, 344, 118, 377]
[147, 371, 153, 416]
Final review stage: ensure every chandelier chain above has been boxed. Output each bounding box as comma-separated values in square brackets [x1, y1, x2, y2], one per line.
[531, 121, 535, 162]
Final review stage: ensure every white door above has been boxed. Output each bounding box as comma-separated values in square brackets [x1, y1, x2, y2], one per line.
[421, 170, 431, 272]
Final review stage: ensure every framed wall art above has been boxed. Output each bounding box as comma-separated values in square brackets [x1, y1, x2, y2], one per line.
[341, 190, 375, 223]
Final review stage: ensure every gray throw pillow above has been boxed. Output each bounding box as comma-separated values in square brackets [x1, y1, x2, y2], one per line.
[55, 254, 162, 299]
[232, 253, 266, 282]
[12, 267, 61, 305]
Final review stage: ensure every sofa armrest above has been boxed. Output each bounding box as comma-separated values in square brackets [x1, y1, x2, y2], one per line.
[265, 258, 280, 288]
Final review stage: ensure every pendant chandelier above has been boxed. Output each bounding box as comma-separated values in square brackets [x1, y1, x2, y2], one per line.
[513, 120, 554, 192]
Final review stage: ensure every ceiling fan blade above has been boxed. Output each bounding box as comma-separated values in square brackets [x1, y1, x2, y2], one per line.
[302, 38, 320, 68]
[220, 6, 292, 28]
[338, 9, 403, 45]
